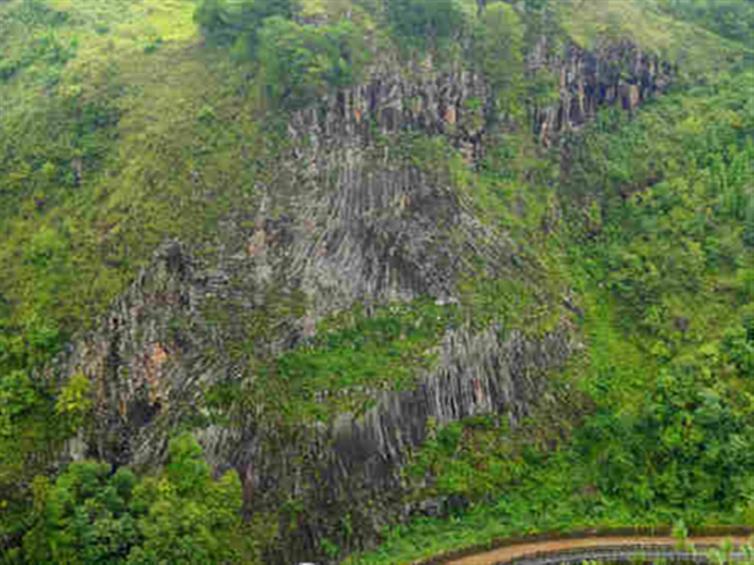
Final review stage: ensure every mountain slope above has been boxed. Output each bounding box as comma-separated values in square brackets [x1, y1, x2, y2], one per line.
[0, 0, 752, 563]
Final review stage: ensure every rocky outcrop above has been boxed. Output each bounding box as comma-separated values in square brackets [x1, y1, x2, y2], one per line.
[59, 242, 214, 465]
[261, 155, 511, 313]
[288, 65, 489, 162]
[530, 39, 674, 144]
[60, 238, 571, 561]
[231, 326, 572, 562]
[286, 38, 674, 159]
[56, 36, 671, 564]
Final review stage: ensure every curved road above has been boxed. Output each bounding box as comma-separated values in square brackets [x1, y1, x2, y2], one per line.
[444, 535, 752, 565]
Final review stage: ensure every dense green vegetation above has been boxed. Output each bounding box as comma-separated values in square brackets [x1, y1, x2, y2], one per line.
[473, 3, 525, 117]
[657, 0, 754, 44]
[386, 0, 470, 50]
[196, 0, 372, 108]
[1, 0, 752, 563]
[18, 434, 265, 564]
[0, 0, 263, 552]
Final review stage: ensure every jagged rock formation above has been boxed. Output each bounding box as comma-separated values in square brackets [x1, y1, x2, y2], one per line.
[287, 65, 489, 162]
[60, 242, 207, 465]
[59, 237, 572, 560]
[230, 326, 572, 562]
[531, 40, 674, 144]
[57, 38, 672, 563]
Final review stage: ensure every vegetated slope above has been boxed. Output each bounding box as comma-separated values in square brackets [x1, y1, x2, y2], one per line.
[350, 68, 754, 564]
[0, 0, 751, 564]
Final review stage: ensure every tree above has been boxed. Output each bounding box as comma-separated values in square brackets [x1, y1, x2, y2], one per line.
[126, 434, 243, 564]
[55, 372, 92, 433]
[386, 0, 468, 50]
[658, 0, 754, 44]
[257, 16, 368, 108]
[474, 2, 524, 117]
[21, 434, 244, 564]
[195, 0, 296, 55]
[22, 462, 140, 564]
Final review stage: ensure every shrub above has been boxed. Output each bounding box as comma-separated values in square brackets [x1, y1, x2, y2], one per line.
[195, 0, 296, 54]
[257, 16, 369, 108]
[386, 0, 468, 50]
[21, 434, 244, 564]
[474, 2, 525, 117]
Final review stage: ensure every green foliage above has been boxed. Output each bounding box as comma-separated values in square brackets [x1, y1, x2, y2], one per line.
[0, 30, 77, 84]
[386, 0, 469, 50]
[257, 16, 369, 108]
[565, 72, 753, 336]
[671, 518, 689, 550]
[0, 0, 264, 430]
[195, 0, 370, 108]
[722, 314, 754, 376]
[249, 299, 460, 421]
[0, 371, 39, 437]
[55, 373, 92, 433]
[0, 366, 62, 545]
[656, 0, 754, 45]
[351, 69, 754, 565]
[22, 462, 140, 564]
[21, 434, 247, 565]
[194, 0, 296, 53]
[2, 0, 753, 562]
[473, 2, 525, 117]
[320, 536, 340, 559]
[564, 74, 754, 518]
[406, 417, 529, 501]
[575, 359, 754, 513]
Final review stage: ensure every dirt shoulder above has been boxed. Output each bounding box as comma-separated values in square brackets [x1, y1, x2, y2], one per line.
[445, 535, 751, 565]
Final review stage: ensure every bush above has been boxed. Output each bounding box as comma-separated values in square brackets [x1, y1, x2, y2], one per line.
[195, 0, 369, 108]
[658, 0, 754, 44]
[55, 373, 92, 433]
[22, 434, 245, 565]
[195, 0, 296, 54]
[386, 0, 468, 50]
[257, 16, 369, 108]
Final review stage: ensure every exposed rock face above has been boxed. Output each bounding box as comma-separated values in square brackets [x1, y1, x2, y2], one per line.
[262, 157, 509, 313]
[285, 38, 674, 155]
[59, 242, 212, 465]
[60, 240, 571, 561]
[530, 40, 674, 144]
[232, 326, 572, 562]
[57, 38, 671, 563]
[288, 66, 489, 161]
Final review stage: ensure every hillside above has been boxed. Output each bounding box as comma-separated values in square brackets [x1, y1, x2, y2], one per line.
[0, 0, 752, 563]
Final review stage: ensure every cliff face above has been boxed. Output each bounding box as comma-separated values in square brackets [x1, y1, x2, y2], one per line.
[532, 40, 673, 144]
[286, 38, 673, 156]
[60, 237, 573, 560]
[59, 242, 209, 465]
[59, 242, 572, 560]
[287, 65, 489, 162]
[229, 326, 572, 562]
[57, 39, 672, 562]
